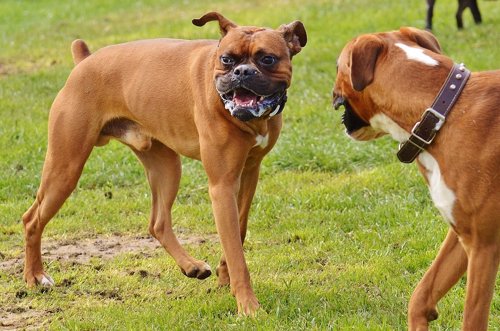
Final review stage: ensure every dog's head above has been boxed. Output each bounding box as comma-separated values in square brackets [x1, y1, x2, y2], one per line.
[332, 27, 445, 141]
[193, 12, 307, 121]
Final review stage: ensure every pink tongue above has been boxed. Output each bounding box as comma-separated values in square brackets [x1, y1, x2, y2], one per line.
[234, 90, 258, 106]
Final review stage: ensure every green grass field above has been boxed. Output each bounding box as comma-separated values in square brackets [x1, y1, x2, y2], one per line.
[1, 0, 499, 329]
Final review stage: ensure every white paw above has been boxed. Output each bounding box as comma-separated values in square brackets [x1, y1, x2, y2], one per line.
[41, 275, 55, 287]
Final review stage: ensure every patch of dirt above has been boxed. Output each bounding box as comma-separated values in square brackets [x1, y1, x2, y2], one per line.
[0, 233, 218, 330]
[0, 233, 218, 273]
[0, 62, 9, 76]
[0, 307, 48, 330]
[0, 58, 60, 78]
[0, 61, 21, 77]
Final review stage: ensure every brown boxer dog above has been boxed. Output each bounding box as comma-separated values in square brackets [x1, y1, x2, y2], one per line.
[333, 27, 499, 330]
[22, 12, 306, 315]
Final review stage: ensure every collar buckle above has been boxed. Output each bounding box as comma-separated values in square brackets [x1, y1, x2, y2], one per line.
[409, 107, 446, 146]
[396, 64, 470, 163]
[423, 107, 446, 130]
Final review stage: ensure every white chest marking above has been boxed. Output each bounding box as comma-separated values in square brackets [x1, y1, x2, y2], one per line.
[395, 43, 439, 67]
[369, 113, 410, 142]
[254, 134, 269, 148]
[418, 152, 456, 225]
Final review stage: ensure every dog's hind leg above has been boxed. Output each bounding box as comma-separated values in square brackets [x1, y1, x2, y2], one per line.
[426, 0, 436, 30]
[23, 95, 98, 287]
[134, 140, 212, 280]
[469, 0, 482, 24]
[462, 241, 499, 330]
[408, 229, 468, 330]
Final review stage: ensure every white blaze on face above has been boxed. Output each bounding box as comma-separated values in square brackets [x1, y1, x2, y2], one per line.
[369, 113, 410, 142]
[418, 152, 457, 225]
[395, 43, 439, 67]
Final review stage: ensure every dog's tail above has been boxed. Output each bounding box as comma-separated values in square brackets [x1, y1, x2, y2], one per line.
[71, 39, 91, 65]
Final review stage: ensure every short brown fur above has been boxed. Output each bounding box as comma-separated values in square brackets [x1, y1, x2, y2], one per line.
[22, 12, 306, 316]
[333, 27, 499, 330]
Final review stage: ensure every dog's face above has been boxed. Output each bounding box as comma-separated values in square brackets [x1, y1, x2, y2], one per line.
[193, 12, 307, 121]
[332, 27, 443, 141]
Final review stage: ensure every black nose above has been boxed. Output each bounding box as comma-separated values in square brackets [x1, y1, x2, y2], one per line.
[233, 64, 258, 78]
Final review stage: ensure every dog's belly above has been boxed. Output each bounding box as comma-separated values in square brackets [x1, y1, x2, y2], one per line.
[98, 116, 201, 159]
[155, 129, 201, 160]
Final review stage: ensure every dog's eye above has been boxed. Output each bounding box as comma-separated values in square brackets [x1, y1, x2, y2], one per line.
[259, 55, 277, 66]
[221, 55, 235, 66]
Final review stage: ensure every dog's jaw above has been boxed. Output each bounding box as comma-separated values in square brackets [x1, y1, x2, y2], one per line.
[218, 88, 286, 121]
[346, 126, 383, 141]
[368, 113, 410, 142]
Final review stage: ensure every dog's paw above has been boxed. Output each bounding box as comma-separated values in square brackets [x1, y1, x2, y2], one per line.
[215, 263, 230, 286]
[426, 308, 439, 322]
[25, 272, 55, 288]
[40, 274, 55, 287]
[409, 306, 439, 330]
[235, 290, 260, 316]
[180, 260, 212, 280]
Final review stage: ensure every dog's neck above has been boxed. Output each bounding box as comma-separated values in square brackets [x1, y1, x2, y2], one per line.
[370, 60, 456, 139]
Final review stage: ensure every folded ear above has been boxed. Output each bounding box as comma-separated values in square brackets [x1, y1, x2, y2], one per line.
[192, 12, 237, 36]
[350, 35, 384, 91]
[399, 27, 442, 54]
[278, 21, 307, 57]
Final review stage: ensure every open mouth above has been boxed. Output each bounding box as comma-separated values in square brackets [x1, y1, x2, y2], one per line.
[334, 96, 370, 134]
[219, 88, 286, 121]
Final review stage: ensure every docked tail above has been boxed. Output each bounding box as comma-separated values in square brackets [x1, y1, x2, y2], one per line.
[71, 39, 91, 65]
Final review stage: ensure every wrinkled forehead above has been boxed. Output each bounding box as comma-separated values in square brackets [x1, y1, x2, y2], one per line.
[336, 31, 420, 66]
[219, 27, 289, 56]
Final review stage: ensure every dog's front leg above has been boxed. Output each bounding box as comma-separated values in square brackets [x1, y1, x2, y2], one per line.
[462, 241, 500, 330]
[201, 140, 259, 316]
[216, 159, 262, 287]
[456, 0, 469, 29]
[408, 229, 468, 330]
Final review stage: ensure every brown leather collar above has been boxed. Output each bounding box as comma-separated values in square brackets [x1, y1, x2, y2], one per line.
[397, 63, 471, 163]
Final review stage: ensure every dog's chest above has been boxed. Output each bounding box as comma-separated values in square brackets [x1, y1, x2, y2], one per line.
[418, 152, 457, 225]
[254, 134, 269, 149]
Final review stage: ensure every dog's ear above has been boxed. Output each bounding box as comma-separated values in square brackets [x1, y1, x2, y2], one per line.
[278, 21, 307, 57]
[350, 35, 384, 92]
[399, 27, 442, 54]
[192, 12, 237, 36]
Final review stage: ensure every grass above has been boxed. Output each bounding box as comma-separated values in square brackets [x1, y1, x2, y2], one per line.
[1, 0, 499, 329]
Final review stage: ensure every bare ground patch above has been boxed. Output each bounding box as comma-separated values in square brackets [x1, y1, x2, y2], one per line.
[0, 233, 218, 273]
[0, 233, 218, 330]
[0, 307, 50, 330]
[0, 58, 61, 78]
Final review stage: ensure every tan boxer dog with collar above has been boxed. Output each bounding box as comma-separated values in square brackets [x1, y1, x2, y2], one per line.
[333, 27, 499, 330]
[22, 12, 306, 315]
